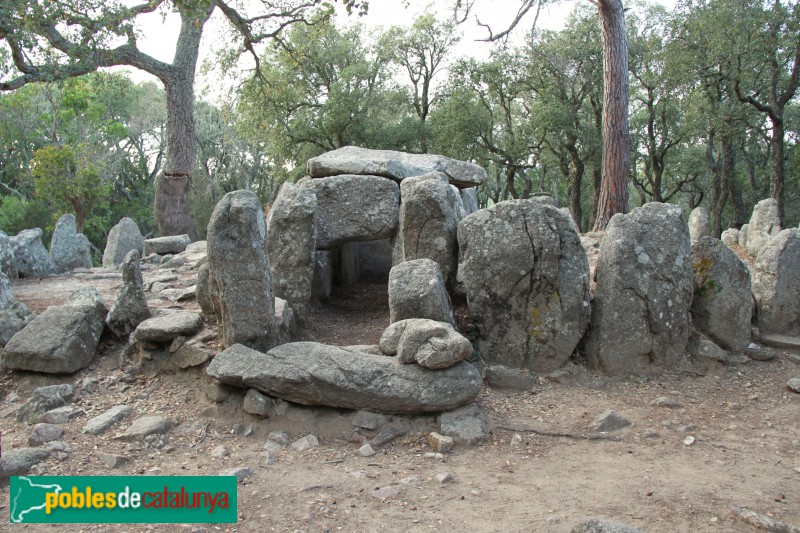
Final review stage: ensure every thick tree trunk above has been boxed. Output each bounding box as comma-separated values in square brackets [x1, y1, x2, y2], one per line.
[154, 3, 212, 236]
[592, 0, 630, 231]
[710, 135, 734, 237]
[770, 116, 785, 226]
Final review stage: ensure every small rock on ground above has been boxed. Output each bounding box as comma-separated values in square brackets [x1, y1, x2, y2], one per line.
[435, 472, 454, 484]
[356, 444, 376, 457]
[118, 416, 170, 440]
[291, 434, 319, 452]
[372, 486, 399, 500]
[571, 518, 642, 533]
[427, 432, 454, 453]
[593, 410, 632, 432]
[28, 423, 64, 445]
[788, 379, 800, 393]
[219, 466, 253, 480]
[82, 405, 132, 435]
[651, 397, 682, 409]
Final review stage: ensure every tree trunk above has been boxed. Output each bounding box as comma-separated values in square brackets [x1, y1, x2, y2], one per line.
[154, 3, 212, 236]
[710, 135, 734, 237]
[592, 0, 630, 231]
[769, 116, 785, 226]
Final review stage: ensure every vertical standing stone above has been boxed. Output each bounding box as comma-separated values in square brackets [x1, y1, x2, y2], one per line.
[49, 214, 92, 273]
[267, 183, 317, 327]
[688, 207, 710, 241]
[752, 228, 800, 335]
[102, 218, 145, 268]
[207, 190, 275, 351]
[106, 250, 151, 339]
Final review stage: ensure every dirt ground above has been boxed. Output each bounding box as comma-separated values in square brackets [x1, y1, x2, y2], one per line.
[1, 268, 799, 533]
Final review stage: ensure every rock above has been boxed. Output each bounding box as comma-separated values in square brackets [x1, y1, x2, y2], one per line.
[143, 234, 191, 256]
[307, 146, 487, 188]
[1, 287, 107, 373]
[0, 447, 50, 478]
[210, 445, 230, 458]
[651, 397, 682, 409]
[721, 228, 740, 247]
[352, 411, 388, 430]
[82, 405, 133, 435]
[688, 207, 710, 241]
[243, 389, 270, 417]
[746, 198, 781, 256]
[690, 237, 753, 351]
[435, 472, 454, 484]
[0, 231, 18, 278]
[388, 259, 454, 326]
[439, 403, 487, 444]
[96, 452, 130, 469]
[17, 384, 75, 424]
[106, 249, 151, 339]
[483, 365, 537, 391]
[688, 330, 744, 365]
[11, 228, 54, 277]
[206, 342, 482, 414]
[267, 182, 317, 327]
[118, 416, 170, 440]
[742, 343, 778, 361]
[372, 427, 406, 447]
[311, 251, 332, 301]
[172, 340, 215, 368]
[271, 297, 296, 347]
[739, 224, 750, 248]
[132, 311, 203, 343]
[29, 423, 65, 445]
[298, 174, 400, 248]
[758, 334, 800, 350]
[268, 431, 290, 446]
[458, 200, 591, 372]
[80, 376, 99, 394]
[752, 229, 800, 335]
[592, 410, 632, 432]
[461, 188, 479, 215]
[291, 434, 319, 452]
[102, 217, 145, 268]
[49, 214, 92, 272]
[427, 432, 454, 453]
[206, 382, 231, 403]
[571, 518, 642, 533]
[787, 379, 800, 393]
[356, 443, 376, 457]
[379, 318, 471, 369]
[372, 485, 400, 500]
[219, 466, 253, 480]
[398, 172, 460, 288]
[42, 406, 83, 424]
[0, 271, 35, 346]
[207, 190, 275, 351]
[586, 203, 693, 375]
[196, 264, 214, 315]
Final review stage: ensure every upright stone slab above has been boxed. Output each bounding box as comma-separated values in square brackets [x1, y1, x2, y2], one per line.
[688, 207, 710, 241]
[102, 218, 144, 268]
[721, 228, 739, 247]
[311, 251, 332, 301]
[357, 240, 393, 281]
[399, 172, 460, 289]
[298, 175, 399, 248]
[585, 203, 693, 375]
[460, 189, 479, 216]
[207, 190, 274, 351]
[11, 228, 53, 277]
[752, 228, 800, 335]
[106, 250, 150, 339]
[746, 198, 781, 256]
[458, 200, 590, 372]
[388, 259, 454, 326]
[690, 237, 752, 351]
[267, 182, 317, 327]
[49, 214, 92, 273]
[0, 271, 34, 346]
[1, 287, 107, 373]
[0, 231, 17, 279]
[307, 146, 488, 188]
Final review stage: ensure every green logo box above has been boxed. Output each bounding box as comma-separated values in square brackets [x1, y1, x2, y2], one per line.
[9, 476, 237, 524]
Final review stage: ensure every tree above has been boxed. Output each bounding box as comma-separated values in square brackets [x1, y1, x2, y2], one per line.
[455, 0, 631, 230]
[0, 0, 364, 236]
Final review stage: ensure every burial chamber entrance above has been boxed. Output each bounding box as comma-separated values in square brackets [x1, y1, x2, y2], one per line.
[309, 239, 393, 346]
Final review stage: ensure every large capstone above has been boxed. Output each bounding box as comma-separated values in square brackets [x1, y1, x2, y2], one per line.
[398, 172, 460, 289]
[11, 228, 53, 277]
[690, 237, 752, 351]
[267, 182, 317, 327]
[298, 174, 399, 248]
[585, 203, 693, 375]
[207, 190, 274, 351]
[307, 145, 487, 188]
[1, 287, 107, 373]
[49, 214, 92, 273]
[106, 250, 150, 339]
[102, 218, 144, 268]
[206, 342, 482, 414]
[458, 200, 590, 372]
[752, 228, 800, 335]
[143, 234, 191, 256]
[388, 259, 454, 326]
[746, 198, 781, 256]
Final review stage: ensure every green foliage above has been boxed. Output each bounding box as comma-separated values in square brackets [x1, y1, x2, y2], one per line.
[0, 195, 55, 240]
